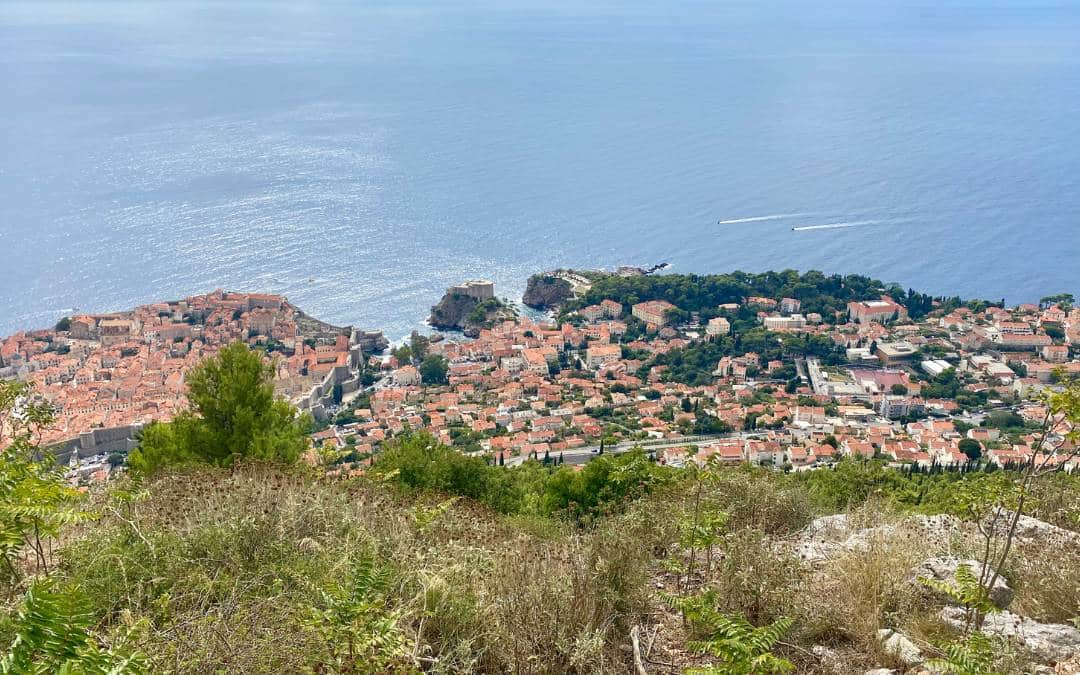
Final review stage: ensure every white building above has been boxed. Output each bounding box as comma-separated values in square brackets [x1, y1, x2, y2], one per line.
[705, 317, 731, 337]
[763, 314, 807, 331]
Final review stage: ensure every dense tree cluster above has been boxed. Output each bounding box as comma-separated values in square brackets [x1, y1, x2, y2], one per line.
[641, 328, 844, 385]
[372, 432, 672, 523]
[129, 342, 311, 475]
[796, 457, 1000, 512]
[1040, 293, 1074, 309]
[565, 270, 978, 324]
[916, 368, 993, 410]
[418, 354, 449, 385]
[570, 270, 885, 320]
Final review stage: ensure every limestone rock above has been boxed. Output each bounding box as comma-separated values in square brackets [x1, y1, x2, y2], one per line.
[910, 514, 965, 541]
[940, 606, 1080, 662]
[791, 514, 849, 563]
[911, 556, 1013, 608]
[805, 513, 852, 536]
[521, 274, 573, 309]
[877, 628, 924, 666]
[811, 645, 843, 673]
[841, 524, 903, 553]
[791, 513, 965, 565]
[792, 538, 842, 564]
[991, 513, 1080, 548]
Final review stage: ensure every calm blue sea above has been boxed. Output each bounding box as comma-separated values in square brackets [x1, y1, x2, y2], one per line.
[2, 0, 1079, 339]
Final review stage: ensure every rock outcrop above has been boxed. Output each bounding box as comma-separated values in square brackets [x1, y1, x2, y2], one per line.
[910, 556, 1013, 608]
[811, 645, 843, 673]
[876, 629, 924, 666]
[429, 292, 480, 330]
[940, 607, 1080, 662]
[791, 514, 965, 565]
[429, 282, 514, 337]
[791, 514, 851, 563]
[521, 274, 574, 309]
[986, 512, 1080, 549]
[1049, 655, 1080, 673]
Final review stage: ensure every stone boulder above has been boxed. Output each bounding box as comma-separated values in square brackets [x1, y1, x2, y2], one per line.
[909, 514, 966, 542]
[811, 645, 844, 673]
[987, 513, 1080, 548]
[791, 513, 965, 565]
[941, 606, 1080, 662]
[1051, 655, 1080, 674]
[792, 538, 843, 564]
[792, 514, 849, 562]
[876, 629, 924, 666]
[911, 556, 1013, 608]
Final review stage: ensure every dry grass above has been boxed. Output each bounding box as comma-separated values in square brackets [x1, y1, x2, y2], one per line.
[55, 464, 670, 673]
[1009, 541, 1080, 625]
[43, 463, 1074, 674]
[794, 507, 940, 671]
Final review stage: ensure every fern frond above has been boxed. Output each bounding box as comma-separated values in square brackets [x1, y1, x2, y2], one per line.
[670, 591, 794, 675]
[918, 563, 999, 615]
[1, 580, 147, 674]
[925, 632, 999, 675]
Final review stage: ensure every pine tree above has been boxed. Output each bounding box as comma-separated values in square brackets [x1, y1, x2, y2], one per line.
[128, 342, 309, 474]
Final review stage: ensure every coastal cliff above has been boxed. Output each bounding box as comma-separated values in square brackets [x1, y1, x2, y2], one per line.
[429, 280, 514, 336]
[521, 265, 666, 311]
[521, 273, 574, 309]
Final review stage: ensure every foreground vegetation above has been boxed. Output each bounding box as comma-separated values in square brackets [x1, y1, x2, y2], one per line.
[4, 453, 1076, 673]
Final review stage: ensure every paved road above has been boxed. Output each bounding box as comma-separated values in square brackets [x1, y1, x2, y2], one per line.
[505, 432, 758, 467]
[502, 402, 1013, 468]
[794, 357, 808, 381]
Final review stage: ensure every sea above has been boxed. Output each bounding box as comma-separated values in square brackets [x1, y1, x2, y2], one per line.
[2, 0, 1079, 340]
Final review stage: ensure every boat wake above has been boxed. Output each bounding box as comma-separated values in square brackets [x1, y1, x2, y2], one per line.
[715, 213, 811, 225]
[791, 219, 884, 232]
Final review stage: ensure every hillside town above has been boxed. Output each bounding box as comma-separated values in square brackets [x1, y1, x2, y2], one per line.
[313, 279, 1080, 479]
[0, 290, 386, 478]
[2, 275, 1078, 484]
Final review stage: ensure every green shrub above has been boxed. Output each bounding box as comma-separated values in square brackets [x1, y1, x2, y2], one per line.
[667, 591, 794, 675]
[1, 579, 147, 674]
[373, 433, 673, 523]
[128, 342, 310, 474]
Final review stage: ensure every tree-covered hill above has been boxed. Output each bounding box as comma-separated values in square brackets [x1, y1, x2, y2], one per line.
[565, 269, 971, 321]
